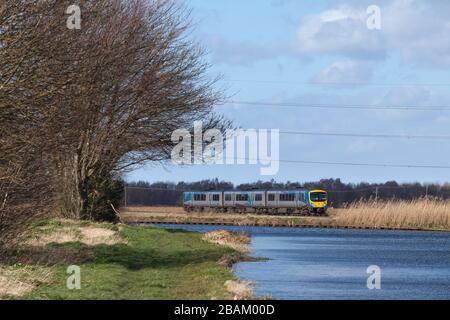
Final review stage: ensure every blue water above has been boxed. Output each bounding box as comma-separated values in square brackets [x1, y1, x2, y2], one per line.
[151, 224, 450, 300]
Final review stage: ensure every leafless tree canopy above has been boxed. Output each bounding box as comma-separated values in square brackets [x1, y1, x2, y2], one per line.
[0, 1, 60, 250]
[0, 0, 229, 243]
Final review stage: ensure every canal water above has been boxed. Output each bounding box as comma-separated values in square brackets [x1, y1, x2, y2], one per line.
[153, 224, 450, 300]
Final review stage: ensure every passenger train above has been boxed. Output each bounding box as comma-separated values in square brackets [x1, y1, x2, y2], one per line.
[183, 189, 328, 215]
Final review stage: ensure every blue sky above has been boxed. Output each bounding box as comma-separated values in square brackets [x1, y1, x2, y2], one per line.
[126, 0, 450, 184]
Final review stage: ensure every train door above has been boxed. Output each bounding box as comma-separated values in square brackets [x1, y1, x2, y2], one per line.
[209, 192, 222, 207]
[297, 191, 307, 207]
[224, 192, 234, 208]
[266, 191, 277, 208]
[252, 192, 265, 207]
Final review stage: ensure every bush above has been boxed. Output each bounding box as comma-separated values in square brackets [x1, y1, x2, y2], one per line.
[82, 176, 124, 223]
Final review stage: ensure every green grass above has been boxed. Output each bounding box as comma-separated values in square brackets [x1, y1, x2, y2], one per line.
[18, 222, 243, 300]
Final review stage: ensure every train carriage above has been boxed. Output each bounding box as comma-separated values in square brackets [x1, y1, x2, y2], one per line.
[183, 189, 328, 216]
[183, 191, 222, 212]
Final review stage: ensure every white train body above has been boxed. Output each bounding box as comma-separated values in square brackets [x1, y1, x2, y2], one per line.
[183, 189, 328, 215]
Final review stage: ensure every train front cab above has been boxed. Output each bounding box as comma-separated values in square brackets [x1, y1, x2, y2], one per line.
[308, 189, 328, 215]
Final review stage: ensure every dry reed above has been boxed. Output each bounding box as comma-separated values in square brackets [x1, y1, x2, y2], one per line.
[335, 198, 450, 230]
[202, 230, 250, 253]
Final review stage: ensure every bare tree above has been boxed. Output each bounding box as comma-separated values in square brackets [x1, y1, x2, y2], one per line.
[49, 0, 229, 220]
[0, 1, 62, 251]
[1, 0, 229, 225]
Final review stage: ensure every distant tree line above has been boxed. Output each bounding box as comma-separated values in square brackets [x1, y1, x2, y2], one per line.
[125, 178, 450, 208]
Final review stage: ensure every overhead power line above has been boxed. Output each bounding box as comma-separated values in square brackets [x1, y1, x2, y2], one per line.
[223, 79, 450, 87]
[223, 100, 450, 111]
[140, 157, 450, 170]
[123, 186, 381, 193]
[278, 130, 450, 140]
[263, 158, 450, 169]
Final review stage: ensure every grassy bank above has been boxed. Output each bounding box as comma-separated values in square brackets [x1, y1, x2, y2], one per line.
[0, 219, 251, 300]
[122, 199, 450, 232]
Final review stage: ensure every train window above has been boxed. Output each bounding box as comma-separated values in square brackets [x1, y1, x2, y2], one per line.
[194, 194, 206, 201]
[212, 194, 220, 201]
[236, 194, 248, 201]
[310, 192, 327, 202]
[255, 194, 262, 201]
[268, 194, 275, 201]
[225, 194, 232, 201]
[280, 194, 295, 201]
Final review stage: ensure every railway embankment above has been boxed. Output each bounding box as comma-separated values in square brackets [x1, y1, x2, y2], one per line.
[120, 203, 450, 232]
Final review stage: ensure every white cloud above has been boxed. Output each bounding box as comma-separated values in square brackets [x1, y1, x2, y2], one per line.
[296, 5, 385, 59]
[313, 60, 374, 85]
[295, 0, 450, 68]
[382, 0, 450, 67]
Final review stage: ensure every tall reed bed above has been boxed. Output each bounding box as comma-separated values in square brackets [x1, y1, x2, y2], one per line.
[335, 198, 450, 230]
